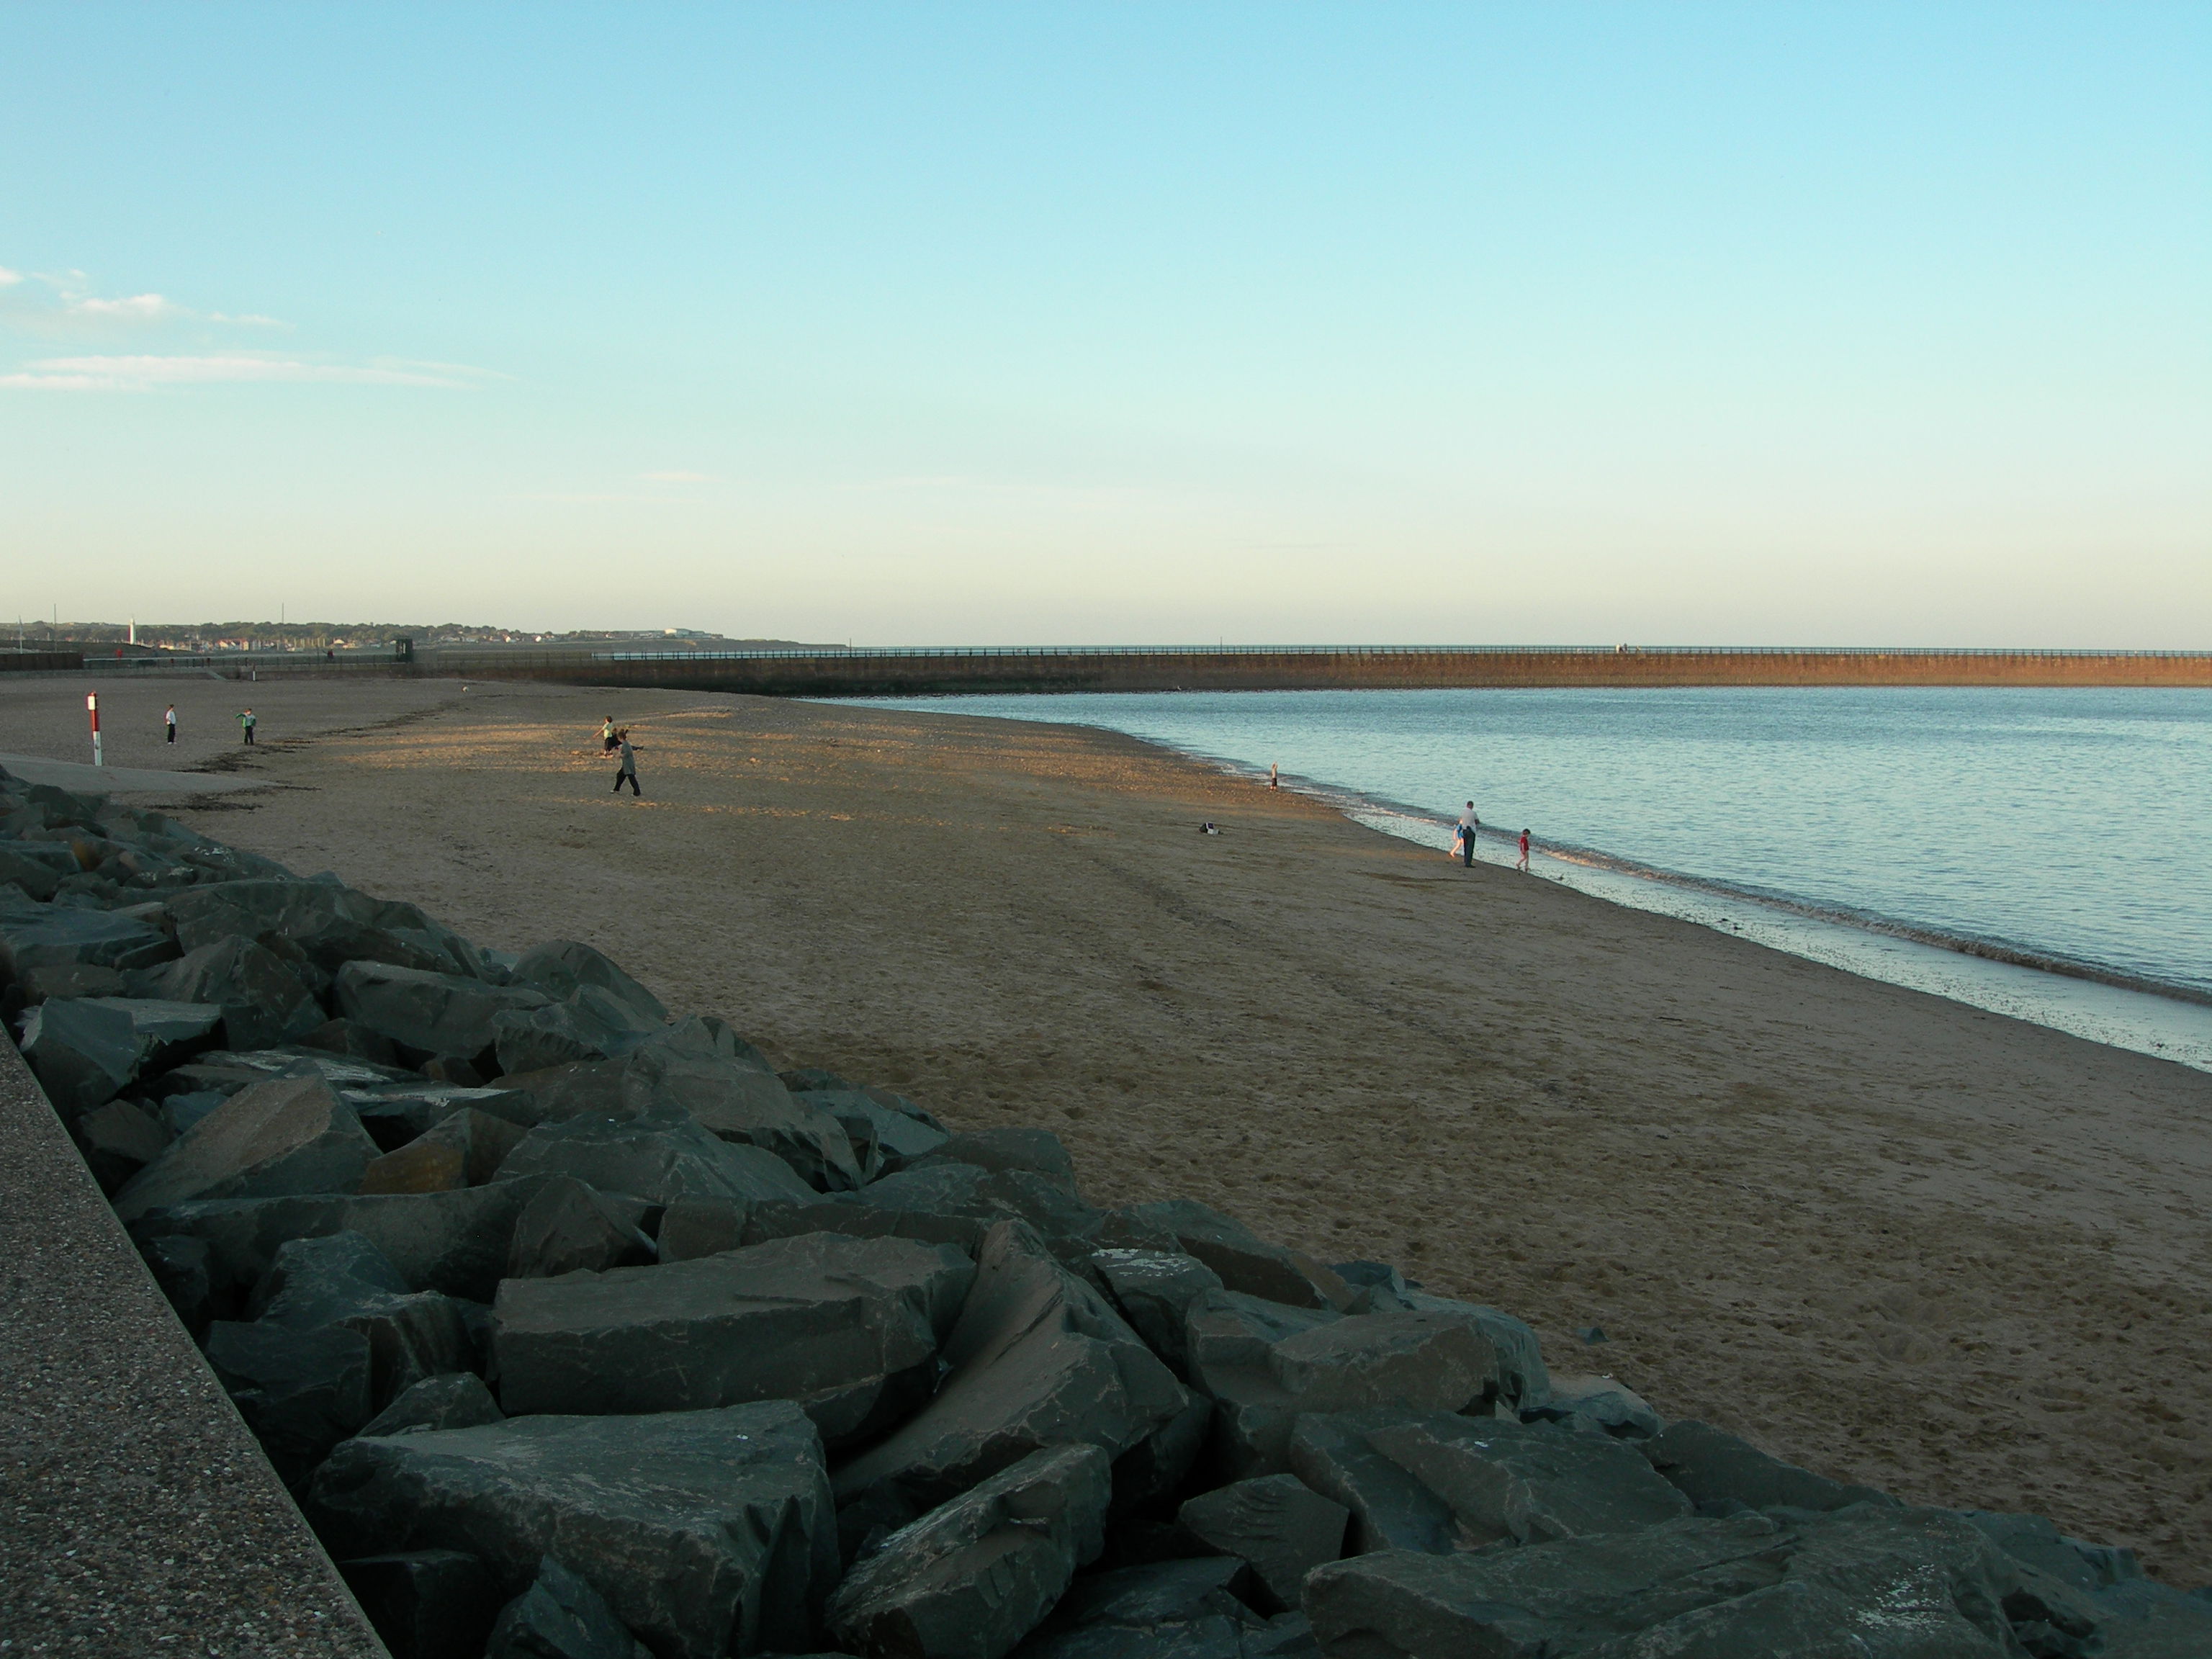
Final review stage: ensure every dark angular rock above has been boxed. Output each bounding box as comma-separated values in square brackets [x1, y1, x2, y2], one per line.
[799, 1089, 950, 1180]
[361, 1108, 528, 1194]
[1348, 1285, 1550, 1413]
[71, 1097, 172, 1193]
[0, 842, 67, 901]
[832, 1220, 1192, 1516]
[138, 1231, 213, 1337]
[0, 897, 177, 981]
[855, 1163, 1105, 1256]
[908, 1128, 1080, 1194]
[157, 935, 325, 1052]
[1641, 1419, 1897, 1516]
[505, 1177, 658, 1278]
[300, 1017, 404, 1064]
[1011, 1557, 1269, 1659]
[1177, 1476, 1347, 1614]
[340, 1548, 505, 1659]
[1092, 1249, 1225, 1378]
[205, 1318, 374, 1488]
[251, 1231, 480, 1408]
[158, 1088, 229, 1136]
[15, 995, 148, 1115]
[362, 1372, 506, 1437]
[1122, 1201, 1352, 1312]
[130, 1174, 561, 1303]
[1304, 1505, 2026, 1658]
[494, 1232, 974, 1444]
[1521, 1373, 1663, 1441]
[742, 1198, 989, 1257]
[349, 1083, 536, 1148]
[494, 1110, 817, 1205]
[508, 940, 668, 1026]
[654, 1196, 747, 1263]
[1286, 1413, 1457, 1557]
[80, 994, 224, 1059]
[167, 877, 487, 986]
[2089, 1578, 2212, 1655]
[487, 1554, 652, 1659]
[619, 1044, 863, 1190]
[114, 1071, 381, 1221]
[11, 959, 130, 1002]
[307, 1401, 840, 1659]
[334, 959, 552, 1065]
[490, 991, 662, 1076]
[827, 1444, 1113, 1659]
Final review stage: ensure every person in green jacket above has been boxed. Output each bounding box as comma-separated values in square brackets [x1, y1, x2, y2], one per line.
[238, 708, 256, 745]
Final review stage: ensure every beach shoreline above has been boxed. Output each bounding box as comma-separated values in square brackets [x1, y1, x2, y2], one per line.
[4, 673, 2208, 1583]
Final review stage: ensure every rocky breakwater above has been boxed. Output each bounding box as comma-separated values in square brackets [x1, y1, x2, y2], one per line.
[4, 760, 2211, 1659]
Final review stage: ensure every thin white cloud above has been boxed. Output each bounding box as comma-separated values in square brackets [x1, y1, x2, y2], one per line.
[0, 353, 477, 392]
[644, 469, 712, 482]
[71, 292, 180, 322]
[0, 266, 22, 286]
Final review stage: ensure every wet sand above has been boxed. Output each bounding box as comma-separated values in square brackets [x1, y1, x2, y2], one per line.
[5, 673, 2208, 1582]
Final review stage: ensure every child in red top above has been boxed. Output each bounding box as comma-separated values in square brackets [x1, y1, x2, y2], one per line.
[1516, 829, 1530, 872]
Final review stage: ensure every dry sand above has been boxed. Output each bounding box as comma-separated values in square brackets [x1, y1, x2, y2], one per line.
[6, 672, 2209, 1583]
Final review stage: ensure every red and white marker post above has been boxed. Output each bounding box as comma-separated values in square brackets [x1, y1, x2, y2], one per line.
[87, 692, 103, 766]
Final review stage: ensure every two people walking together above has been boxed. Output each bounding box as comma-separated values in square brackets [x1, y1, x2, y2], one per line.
[602, 716, 641, 796]
[1452, 801, 1532, 872]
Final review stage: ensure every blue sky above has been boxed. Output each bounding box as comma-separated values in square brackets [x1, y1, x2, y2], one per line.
[3, 4, 2206, 644]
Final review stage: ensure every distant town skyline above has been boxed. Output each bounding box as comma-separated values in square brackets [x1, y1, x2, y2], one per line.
[4, 5, 2206, 647]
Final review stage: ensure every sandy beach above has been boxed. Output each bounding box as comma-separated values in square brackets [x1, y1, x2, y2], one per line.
[5, 672, 2208, 1583]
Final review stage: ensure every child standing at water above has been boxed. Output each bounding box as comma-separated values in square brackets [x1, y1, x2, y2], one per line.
[1516, 828, 1530, 872]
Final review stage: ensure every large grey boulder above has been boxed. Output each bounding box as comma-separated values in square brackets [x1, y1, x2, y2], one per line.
[832, 1221, 1192, 1519]
[0, 897, 177, 980]
[362, 1108, 528, 1195]
[1183, 1295, 1502, 1478]
[496, 1110, 816, 1205]
[80, 994, 224, 1058]
[799, 1089, 950, 1180]
[742, 1197, 989, 1258]
[490, 991, 662, 1077]
[1305, 1505, 2033, 1657]
[362, 1373, 506, 1438]
[1123, 1201, 1352, 1311]
[1011, 1557, 1292, 1659]
[621, 1045, 862, 1190]
[1640, 1420, 1897, 1516]
[113, 1071, 381, 1222]
[654, 1196, 749, 1263]
[167, 878, 487, 986]
[204, 1318, 374, 1488]
[505, 1178, 657, 1278]
[1341, 1284, 1550, 1415]
[71, 1097, 172, 1192]
[339, 1548, 505, 1659]
[827, 1444, 1112, 1659]
[127, 1174, 560, 1303]
[349, 1083, 535, 1148]
[1523, 1374, 1663, 1442]
[495, 1232, 974, 1444]
[158, 935, 326, 1051]
[1092, 1249, 1224, 1379]
[334, 960, 552, 1065]
[907, 1128, 1081, 1193]
[307, 1401, 840, 1659]
[251, 1231, 480, 1408]
[1178, 1476, 1348, 1614]
[508, 940, 667, 1025]
[0, 842, 69, 901]
[15, 995, 149, 1115]
[1285, 1414, 1458, 1557]
[853, 1164, 1106, 1261]
[487, 1555, 652, 1659]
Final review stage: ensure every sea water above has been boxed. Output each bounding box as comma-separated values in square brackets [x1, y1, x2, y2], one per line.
[853, 687, 2212, 1072]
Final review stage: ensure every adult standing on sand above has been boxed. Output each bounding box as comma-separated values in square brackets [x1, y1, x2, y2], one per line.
[238, 708, 256, 746]
[163, 704, 177, 744]
[1269, 763, 1279, 788]
[613, 731, 641, 796]
[1457, 801, 1478, 867]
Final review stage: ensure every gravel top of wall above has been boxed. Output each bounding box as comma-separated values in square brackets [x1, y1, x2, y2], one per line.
[0, 1038, 386, 1658]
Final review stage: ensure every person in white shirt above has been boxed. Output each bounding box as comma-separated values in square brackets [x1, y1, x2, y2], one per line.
[163, 705, 177, 744]
[1457, 801, 1478, 867]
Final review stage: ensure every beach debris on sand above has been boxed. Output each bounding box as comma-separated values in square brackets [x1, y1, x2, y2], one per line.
[4, 758, 2208, 1659]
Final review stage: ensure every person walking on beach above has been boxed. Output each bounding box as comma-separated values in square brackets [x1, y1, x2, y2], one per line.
[163, 704, 177, 744]
[613, 731, 640, 796]
[1516, 828, 1531, 873]
[601, 716, 618, 754]
[1457, 801, 1478, 867]
[1269, 763, 1279, 788]
[238, 708, 256, 745]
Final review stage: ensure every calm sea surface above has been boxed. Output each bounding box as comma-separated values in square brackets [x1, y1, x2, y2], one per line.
[855, 688, 2212, 1071]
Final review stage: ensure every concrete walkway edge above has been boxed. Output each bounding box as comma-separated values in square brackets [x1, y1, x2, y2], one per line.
[0, 1035, 387, 1655]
